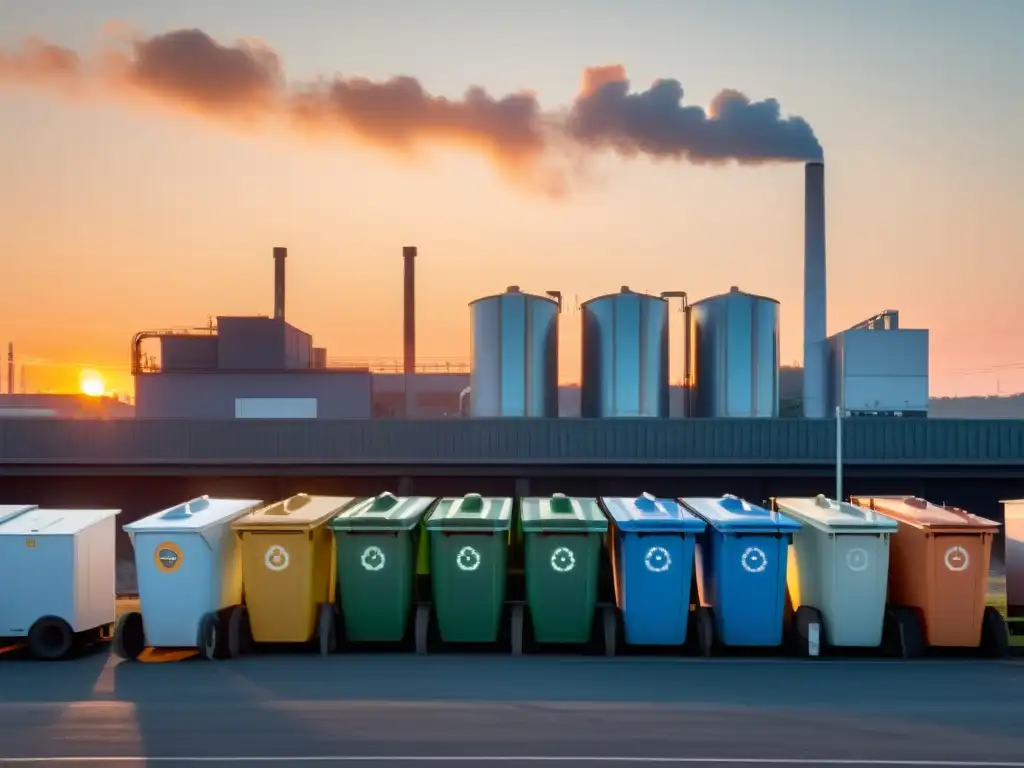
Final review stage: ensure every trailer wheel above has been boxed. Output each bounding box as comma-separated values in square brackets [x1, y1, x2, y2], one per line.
[113, 611, 146, 661]
[27, 616, 75, 661]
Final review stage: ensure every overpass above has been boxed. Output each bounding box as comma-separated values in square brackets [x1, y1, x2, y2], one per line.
[1, 417, 1022, 478]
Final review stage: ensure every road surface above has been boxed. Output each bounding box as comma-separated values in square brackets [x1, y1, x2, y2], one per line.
[1, 651, 1024, 766]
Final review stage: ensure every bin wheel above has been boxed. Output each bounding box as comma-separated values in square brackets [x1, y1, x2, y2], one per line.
[794, 605, 826, 658]
[511, 604, 526, 657]
[600, 605, 620, 657]
[227, 606, 252, 659]
[694, 606, 715, 657]
[113, 611, 146, 661]
[883, 605, 924, 659]
[414, 604, 432, 656]
[980, 605, 1010, 659]
[197, 612, 220, 661]
[27, 616, 75, 661]
[317, 603, 338, 657]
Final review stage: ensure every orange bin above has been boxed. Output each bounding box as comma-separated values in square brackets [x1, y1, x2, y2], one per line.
[852, 496, 1003, 651]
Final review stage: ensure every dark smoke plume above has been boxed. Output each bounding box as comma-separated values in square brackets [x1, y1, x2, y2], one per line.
[0, 27, 823, 192]
[568, 64, 823, 163]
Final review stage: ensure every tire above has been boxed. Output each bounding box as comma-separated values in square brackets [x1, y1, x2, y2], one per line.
[694, 606, 715, 657]
[197, 611, 220, 661]
[511, 604, 525, 657]
[227, 605, 252, 659]
[601, 605, 620, 658]
[27, 616, 75, 661]
[317, 603, 338, 657]
[794, 605, 826, 658]
[414, 604, 431, 655]
[980, 605, 1010, 659]
[884, 605, 924, 659]
[113, 611, 146, 661]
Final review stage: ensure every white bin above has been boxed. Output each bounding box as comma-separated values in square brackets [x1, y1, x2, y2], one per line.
[0, 506, 120, 660]
[118, 496, 262, 661]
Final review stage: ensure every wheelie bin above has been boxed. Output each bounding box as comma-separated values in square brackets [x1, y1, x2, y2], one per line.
[517, 493, 611, 654]
[229, 494, 356, 657]
[116, 496, 263, 662]
[773, 495, 897, 657]
[852, 495, 1008, 658]
[421, 493, 513, 652]
[328, 492, 436, 645]
[681, 495, 801, 654]
[0, 505, 118, 660]
[600, 493, 706, 648]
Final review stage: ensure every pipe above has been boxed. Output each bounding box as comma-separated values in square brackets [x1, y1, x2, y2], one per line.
[403, 245, 417, 417]
[803, 162, 827, 418]
[6, 343, 12, 395]
[273, 247, 287, 321]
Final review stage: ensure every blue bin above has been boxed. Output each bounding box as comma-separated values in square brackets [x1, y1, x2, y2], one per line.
[601, 493, 707, 646]
[681, 495, 801, 647]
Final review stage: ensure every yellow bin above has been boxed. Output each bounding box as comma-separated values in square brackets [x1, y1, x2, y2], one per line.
[228, 494, 355, 656]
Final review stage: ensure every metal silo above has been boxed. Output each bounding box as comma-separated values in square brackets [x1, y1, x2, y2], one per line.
[581, 287, 669, 418]
[469, 286, 561, 417]
[686, 286, 780, 418]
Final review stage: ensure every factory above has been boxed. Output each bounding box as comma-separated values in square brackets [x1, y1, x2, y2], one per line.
[132, 161, 929, 420]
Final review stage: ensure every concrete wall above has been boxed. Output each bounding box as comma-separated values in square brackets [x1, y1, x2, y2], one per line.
[371, 372, 468, 418]
[134, 371, 372, 418]
[160, 336, 218, 371]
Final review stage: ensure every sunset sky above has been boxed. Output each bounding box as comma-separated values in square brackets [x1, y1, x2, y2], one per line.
[2, 0, 1022, 398]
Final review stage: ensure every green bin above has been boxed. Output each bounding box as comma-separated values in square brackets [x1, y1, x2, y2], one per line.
[521, 493, 608, 644]
[425, 493, 513, 644]
[328, 492, 436, 643]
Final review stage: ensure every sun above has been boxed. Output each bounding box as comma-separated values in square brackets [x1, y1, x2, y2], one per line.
[79, 369, 105, 397]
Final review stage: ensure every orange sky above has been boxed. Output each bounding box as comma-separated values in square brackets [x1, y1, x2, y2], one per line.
[2, 5, 1023, 399]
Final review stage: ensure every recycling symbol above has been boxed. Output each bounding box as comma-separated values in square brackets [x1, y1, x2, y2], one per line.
[944, 545, 970, 573]
[264, 545, 290, 572]
[846, 548, 869, 572]
[360, 545, 386, 572]
[741, 546, 768, 574]
[551, 546, 576, 573]
[644, 546, 672, 573]
[456, 546, 482, 572]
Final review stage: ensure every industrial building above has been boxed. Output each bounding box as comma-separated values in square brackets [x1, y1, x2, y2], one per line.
[129, 161, 929, 421]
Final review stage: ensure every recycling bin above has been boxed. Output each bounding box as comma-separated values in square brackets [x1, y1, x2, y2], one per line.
[329, 492, 436, 644]
[229, 494, 356, 657]
[773, 495, 897, 656]
[116, 496, 263, 661]
[852, 495, 1007, 656]
[681, 495, 801, 652]
[0, 505, 118, 660]
[423, 493, 513, 649]
[601, 493, 706, 647]
[519, 493, 609, 648]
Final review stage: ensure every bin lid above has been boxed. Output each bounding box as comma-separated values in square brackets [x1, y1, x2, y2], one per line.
[0, 507, 119, 537]
[680, 495, 801, 534]
[601, 493, 706, 534]
[232, 494, 358, 532]
[0, 504, 37, 526]
[424, 494, 513, 532]
[851, 496, 999, 533]
[124, 496, 263, 535]
[520, 494, 608, 534]
[773, 495, 898, 534]
[329, 493, 436, 532]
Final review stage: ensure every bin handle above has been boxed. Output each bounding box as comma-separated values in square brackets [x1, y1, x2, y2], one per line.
[162, 496, 210, 520]
[264, 494, 312, 516]
[370, 492, 401, 512]
[635, 492, 660, 513]
[459, 493, 485, 513]
[550, 493, 574, 514]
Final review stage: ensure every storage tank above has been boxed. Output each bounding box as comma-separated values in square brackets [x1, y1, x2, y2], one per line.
[686, 286, 780, 418]
[469, 286, 560, 417]
[581, 287, 669, 418]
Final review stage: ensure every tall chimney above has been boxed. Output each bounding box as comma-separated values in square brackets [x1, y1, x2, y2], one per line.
[6, 343, 13, 395]
[403, 246, 417, 417]
[803, 162, 827, 418]
[273, 247, 287, 321]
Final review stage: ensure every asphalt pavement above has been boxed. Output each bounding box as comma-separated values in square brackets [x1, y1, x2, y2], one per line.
[2, 650, 1024, 766]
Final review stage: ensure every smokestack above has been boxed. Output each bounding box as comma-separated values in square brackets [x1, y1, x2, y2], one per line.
[803, 162, 827, 418]
[6, 343, 12, 395]
[403, 246, 417, 417]
[273, 247, 287, 321]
